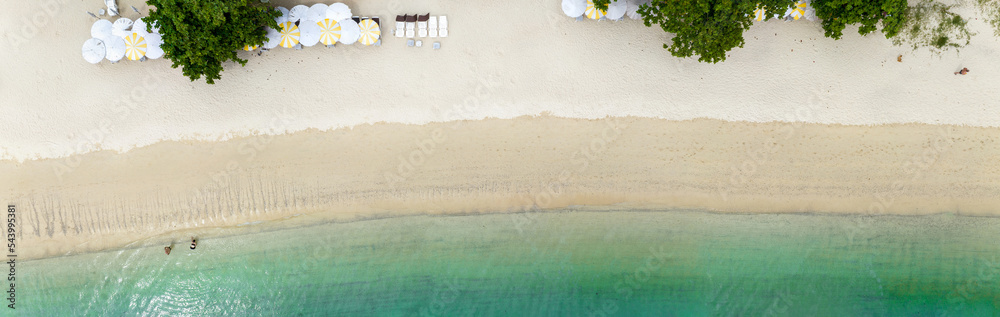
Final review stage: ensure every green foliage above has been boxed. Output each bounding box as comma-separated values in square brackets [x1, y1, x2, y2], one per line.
[812, 0, 907, 40]
[593, 0, 610, 11]
[893, 0, 974, 54]
[638, 0, 795, 63]
[976, 0, 1000, 36]
[145, 0, 279, 84]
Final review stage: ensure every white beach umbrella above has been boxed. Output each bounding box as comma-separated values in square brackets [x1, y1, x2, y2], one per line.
[278, 21, 300, 48]
[288, 5, 309, 23]
[274, 6, 289, 24]
[263, 26, 281, 49]
[338, 19, 360, 45]
[104, 36, 126, 62]
[784, 1, 807, 20]
[803, 0, 818, 21]
[112, 17, 133, 38]
[82, 38, 106, 64]
[298, 20, 321, 47]
[91, 19, 113, 39]
[562, 0, 586, 18]
[754, 7, 767, 21]
[132, 18, 148, 36]
[605, 0, 627, 20]
[626, 3, 641, 20]
[144, 33, 164, 59]
[124, 32, 147, 61]
[358, 19, 380, 46]
[585, 0, 606, 20]
[326, 3, 352, 22]
[307, 4, 328, 22]
[317, 19, 342, 46]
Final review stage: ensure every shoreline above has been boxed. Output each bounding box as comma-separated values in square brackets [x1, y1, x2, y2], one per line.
[5, 116, 998, 260]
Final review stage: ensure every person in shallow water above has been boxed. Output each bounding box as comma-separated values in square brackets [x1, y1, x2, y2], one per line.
[190, 237, 197, 250]
[164, 246, 171, 255]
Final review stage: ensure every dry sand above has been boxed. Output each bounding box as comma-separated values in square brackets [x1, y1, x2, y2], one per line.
[1, 0, 999, 160]
[3, 117, 999, 259]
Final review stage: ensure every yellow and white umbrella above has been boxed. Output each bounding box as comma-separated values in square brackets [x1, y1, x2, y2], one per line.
[785, 1, 807, 20]
[585, 0, 606, 20]
[754, 7, 767, 22]
[317, 19, 342, 46]
[124, 32, 147, 61]
[278, 21, 300, 48]
[358, 19, 380, 46]
[243, 44, 259, 51]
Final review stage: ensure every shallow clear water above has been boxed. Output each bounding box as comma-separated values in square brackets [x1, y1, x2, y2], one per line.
[18, 210, 1000, 316]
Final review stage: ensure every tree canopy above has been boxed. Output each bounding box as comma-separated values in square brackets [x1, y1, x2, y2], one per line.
[812, 0, 908, 40]
[638, 0, 796, 63]
[145, 0, 279, 84]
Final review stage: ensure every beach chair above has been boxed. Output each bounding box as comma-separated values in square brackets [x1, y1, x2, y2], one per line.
[352, 16, 360, 23]
[372, 17, 382, 46]
[394, 15, 406, 38]
[438, 16, 448, 37]
[428, 16, 438, 37]
[417, 14, 429, 38]
[405, 15, 416, 38]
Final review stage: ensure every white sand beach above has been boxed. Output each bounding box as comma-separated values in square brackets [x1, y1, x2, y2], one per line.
[1, 0, 999, 260]
[1, 0, 999, 161]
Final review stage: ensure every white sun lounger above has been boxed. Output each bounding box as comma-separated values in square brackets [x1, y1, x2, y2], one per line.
[417, 14, 429, 38]
[394, 15, 405, 38]
[405, 15, 416, 38]
[428, 16, 438, 37]
[438, 16, 448, 37]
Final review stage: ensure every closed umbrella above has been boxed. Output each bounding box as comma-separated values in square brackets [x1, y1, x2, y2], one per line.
[105, 36, 126, 62]
[288, 5, 309, 23]
[263, 26, 281, 49]
[124, 32, 147, 61]
[562, 0, 586, 18]
[326, 3, 352, 22]
[585, 0, 606, 20]
[358, 19, 380, 46]
[112, 17, 133, 38]
[298, 20, 320, 47]
[307, 4, 328, 22]
[605, 0, 626, 20]
[91, 19, 113, 39]
[338, 19, 360, 45]
[82, 38, 105, 64]
[278, 21, 300, 48]
[317, 19, 342, 46]
[145, 33, 164, 59]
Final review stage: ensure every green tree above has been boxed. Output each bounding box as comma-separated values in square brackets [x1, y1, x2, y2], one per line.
[812, 0, 908, 39]
[638, 0, 796, 63]
[145, 0, 279, 84]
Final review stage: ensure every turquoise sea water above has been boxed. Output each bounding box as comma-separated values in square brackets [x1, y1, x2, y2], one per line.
[17, 209, 1000, 316]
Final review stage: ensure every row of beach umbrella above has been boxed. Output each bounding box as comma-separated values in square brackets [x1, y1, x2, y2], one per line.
[83, 3, 379, 63]
[562, 0, 646, 20]
[84, 17, 163, 64]
[251, 3, 380, 51]
[564, 0, 817, 22]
